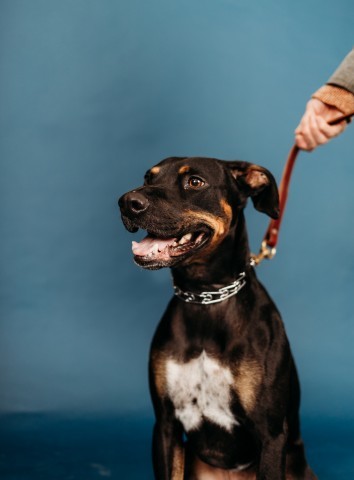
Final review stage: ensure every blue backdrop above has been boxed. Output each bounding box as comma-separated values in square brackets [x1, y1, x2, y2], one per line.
[0, 0, 353, 446]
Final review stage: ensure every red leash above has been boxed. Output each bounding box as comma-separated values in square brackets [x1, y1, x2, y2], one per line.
[251, 112, 354, 266]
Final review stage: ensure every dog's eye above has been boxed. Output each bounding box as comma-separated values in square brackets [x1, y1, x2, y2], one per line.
[187, 176, 205, 189]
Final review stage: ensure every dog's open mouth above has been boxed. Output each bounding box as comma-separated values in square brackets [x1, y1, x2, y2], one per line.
[131, 229, 210, 268]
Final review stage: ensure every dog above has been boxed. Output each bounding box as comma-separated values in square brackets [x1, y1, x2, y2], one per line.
[119, 156, 317, 480]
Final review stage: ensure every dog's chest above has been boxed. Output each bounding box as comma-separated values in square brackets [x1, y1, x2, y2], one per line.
[165, 350, 238, 433]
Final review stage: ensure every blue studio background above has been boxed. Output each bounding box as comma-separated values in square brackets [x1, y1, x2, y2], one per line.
[1, 1, 353, 479]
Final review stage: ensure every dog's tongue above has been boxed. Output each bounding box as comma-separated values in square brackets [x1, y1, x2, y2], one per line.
[132, 235, 176, 257]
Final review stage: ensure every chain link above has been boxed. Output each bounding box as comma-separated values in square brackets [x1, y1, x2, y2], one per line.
[174, 272, 246, 305]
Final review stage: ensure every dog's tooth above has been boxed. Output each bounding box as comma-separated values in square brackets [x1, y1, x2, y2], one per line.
[179, 233, 192, 245]
[195, 233, 204, 243]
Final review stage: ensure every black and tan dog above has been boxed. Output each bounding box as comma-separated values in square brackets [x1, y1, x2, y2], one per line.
[119, 157, 316, 480]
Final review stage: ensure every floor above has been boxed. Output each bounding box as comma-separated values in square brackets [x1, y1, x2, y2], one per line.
[0, 414, 353, 479]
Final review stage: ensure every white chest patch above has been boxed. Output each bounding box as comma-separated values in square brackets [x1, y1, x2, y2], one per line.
[166, 351, 238, 433]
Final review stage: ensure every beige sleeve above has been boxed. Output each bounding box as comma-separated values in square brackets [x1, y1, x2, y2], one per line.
[312, 84, 354, 115]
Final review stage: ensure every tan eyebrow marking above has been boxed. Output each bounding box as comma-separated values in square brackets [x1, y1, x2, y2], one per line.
[150, 166, 160, 175]
[178, 165, 190, 174]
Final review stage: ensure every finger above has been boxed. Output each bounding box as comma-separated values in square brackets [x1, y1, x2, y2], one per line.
[295, 112, 312, 148]
[310, 113, 331, 146]
[299, 111, 318, 150]
[295, 133, 314, 151]
[317, 115, 347, 138]
[295, 101, 314, 135]
[322, 106, 346, 123]
[295, 111, 307, 135]
[295, 115, 316, 150]
[295, 99, 328, 150]
[295, 117, 309, 148]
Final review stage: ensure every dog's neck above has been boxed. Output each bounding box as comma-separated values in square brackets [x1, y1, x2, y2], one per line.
[171, 211, 251, 293]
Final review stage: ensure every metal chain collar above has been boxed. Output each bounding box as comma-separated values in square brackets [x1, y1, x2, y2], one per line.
[173, 272, 246, 305]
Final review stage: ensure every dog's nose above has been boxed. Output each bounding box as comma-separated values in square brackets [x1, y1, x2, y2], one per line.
[118, 191, 149, 215]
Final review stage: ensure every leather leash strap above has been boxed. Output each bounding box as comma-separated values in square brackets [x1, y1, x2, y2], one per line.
[251, 112, 354, 266]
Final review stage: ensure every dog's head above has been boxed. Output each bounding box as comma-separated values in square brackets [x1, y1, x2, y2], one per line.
[119, 157, 279, 270]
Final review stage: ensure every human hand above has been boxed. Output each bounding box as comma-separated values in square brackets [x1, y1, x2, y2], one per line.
[295, 98, 347, 151]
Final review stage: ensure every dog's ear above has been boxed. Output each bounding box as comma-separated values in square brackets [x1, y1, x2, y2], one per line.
[224, 161, 280, 219]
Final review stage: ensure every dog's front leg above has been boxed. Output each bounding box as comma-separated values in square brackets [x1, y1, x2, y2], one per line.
[152, 416, 185, 480]
[257, 426, 287, 480]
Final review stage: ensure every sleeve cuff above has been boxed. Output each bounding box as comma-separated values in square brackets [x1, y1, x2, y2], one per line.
[312, 84, 354, 115]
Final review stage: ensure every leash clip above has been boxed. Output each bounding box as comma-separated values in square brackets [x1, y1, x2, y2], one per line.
[252, 113, 354, 268]
[250, 241, 277, 266]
